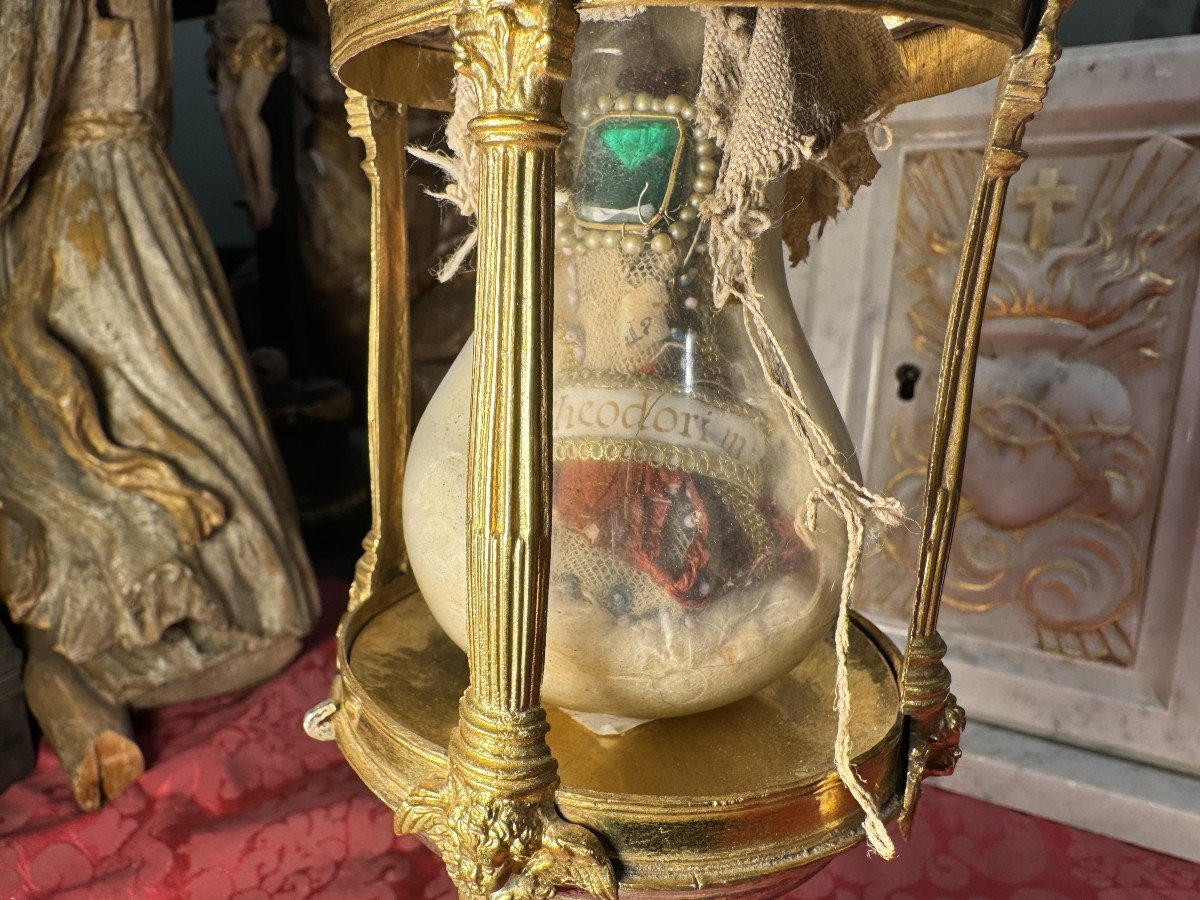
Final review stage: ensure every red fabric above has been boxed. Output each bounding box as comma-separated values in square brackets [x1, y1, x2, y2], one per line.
[2, 576, 1197, 899]
[555, 460, 716, 605]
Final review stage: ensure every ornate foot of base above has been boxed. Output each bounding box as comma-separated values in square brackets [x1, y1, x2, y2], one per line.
[899, 635, 965, 835]
[398, 692, 616, 900]
[899, 693, 965, 836]
[24, 631, 145, 810]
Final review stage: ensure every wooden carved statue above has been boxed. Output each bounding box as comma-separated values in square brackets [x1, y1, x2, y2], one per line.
[0, 0, 318, 809]
[210, 0, 371, 386]
[209, 0, 475, 417]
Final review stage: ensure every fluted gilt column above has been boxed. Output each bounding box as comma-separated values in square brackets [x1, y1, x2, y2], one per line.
[396, 1, 617, 897]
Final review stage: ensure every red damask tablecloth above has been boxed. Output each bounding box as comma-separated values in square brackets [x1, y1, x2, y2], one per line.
[3, 577, 1198, 899]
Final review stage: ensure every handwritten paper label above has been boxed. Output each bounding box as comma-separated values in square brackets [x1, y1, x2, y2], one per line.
[553, 385, 766, 465]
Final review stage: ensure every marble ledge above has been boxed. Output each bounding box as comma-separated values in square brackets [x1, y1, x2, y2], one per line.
[938, 721, 1200, 864]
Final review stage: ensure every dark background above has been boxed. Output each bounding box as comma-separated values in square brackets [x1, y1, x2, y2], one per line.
[169, 0, 1200, 255]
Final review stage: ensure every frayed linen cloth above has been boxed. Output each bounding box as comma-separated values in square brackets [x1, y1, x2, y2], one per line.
[695, 7, 907, 304]
[696, 8, 908, 857]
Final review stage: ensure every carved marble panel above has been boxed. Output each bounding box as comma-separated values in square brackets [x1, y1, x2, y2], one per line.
[788, 36, 1200, 782]
[861, 136, 1200, 670]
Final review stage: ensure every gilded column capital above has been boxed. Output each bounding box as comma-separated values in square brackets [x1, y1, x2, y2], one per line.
[985, 0, 1064, 177]
[344, 89, 376, 168]
[452, 0, 578, 117]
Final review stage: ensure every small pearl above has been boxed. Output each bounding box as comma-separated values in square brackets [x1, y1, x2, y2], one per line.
[695, 138, 716, 158]
[695, 242, 707, 255]
[678, 269, 696, 287]
[668, 222, 688, 241]
[663, 94, 685, 115]
[585, 233, 601, 251]
[684, 296, 699, 309]
[697, 157, 718, 176]
[595, 94, 612, 113]
[678, 206, 698, 222]
[575, 239, 588, 255]
[557, 232, 574, 248]
[688, 194, 702, 209]
[602, 232, 617, 248]
[681, 104, 696, 121]
[693, 175, 715, 194]
[650, 232, 674, 254]
[620, 234, 644, 255]
[614, 94, 632, 111]
[634, 93, 652, 112]
[561, 245, 573, 257]
[651, 98, 664, 112]
[578, 107, 594, 124]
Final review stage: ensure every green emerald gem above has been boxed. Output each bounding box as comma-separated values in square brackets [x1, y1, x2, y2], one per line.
[601, 119, 680, 169]
[573, 116, 684, 226]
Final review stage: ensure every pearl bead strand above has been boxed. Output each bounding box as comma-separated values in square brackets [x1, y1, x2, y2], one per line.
[566, 91, 719, 259]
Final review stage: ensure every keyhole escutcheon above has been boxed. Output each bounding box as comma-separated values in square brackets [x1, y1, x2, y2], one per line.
[896, 363, 921, 401]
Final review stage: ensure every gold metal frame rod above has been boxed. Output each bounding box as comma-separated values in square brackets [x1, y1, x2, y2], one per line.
[898, 0, 1064, 828]
[345, 92, 412, 611]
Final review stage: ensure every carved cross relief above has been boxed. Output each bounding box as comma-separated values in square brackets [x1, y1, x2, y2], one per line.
[1015, 166, 1077, 251]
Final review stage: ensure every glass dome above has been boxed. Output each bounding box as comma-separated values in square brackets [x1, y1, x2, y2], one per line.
[405, 8, 859, 729]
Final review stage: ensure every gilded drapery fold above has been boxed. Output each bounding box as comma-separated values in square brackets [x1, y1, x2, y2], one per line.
[0, 0, 317, 707]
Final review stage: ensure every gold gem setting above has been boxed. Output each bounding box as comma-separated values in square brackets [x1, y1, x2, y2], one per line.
[559, 90, 718, 260]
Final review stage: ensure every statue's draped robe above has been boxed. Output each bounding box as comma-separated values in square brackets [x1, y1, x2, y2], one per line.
[0, 0, 318, 706]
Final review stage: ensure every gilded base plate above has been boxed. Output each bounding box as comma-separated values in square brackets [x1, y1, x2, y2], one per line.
[332, 578, 905, 897]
